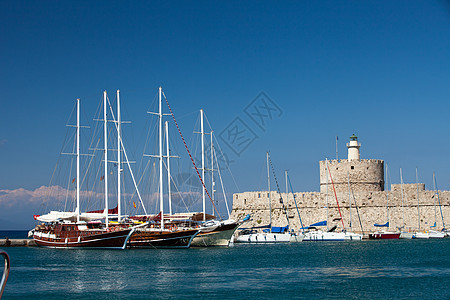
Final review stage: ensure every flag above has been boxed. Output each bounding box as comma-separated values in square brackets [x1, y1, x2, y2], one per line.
[133, 201, 136, 208]
[100, 175, 104, 181]
[72, 178, 76, 183]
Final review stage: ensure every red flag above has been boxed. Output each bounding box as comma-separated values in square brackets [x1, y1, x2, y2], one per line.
[100, 175, 104, 181]
[72, 178, 76, 183]
[133, 201, 136, 208]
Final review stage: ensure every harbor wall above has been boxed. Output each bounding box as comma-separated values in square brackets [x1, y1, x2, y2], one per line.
[0, 239, 36, 247]
[231, 187, 450, 233]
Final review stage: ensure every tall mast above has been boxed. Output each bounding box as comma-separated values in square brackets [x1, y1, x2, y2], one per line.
[117, 90, 122, 222]
[159, 87, 164, 230]
[211, 130, 215, 216]
[200, 109, 206, 222]
[76, 98, 80, 223]
[416, 167, 420, 231]
[326, 159, 329, 231]
[433, 173, 446, 229]
[103, 91, 109, 227]
[433, 172, 437, 227]
[348, 171, 352, 230]
[400, 168, 404, 228]
[209, 130, 216, 215]
[385, 163, 389, 229]
[166, 121, 172, 216]
[267, 152, 271, 232]
[285, 170, 288, 205]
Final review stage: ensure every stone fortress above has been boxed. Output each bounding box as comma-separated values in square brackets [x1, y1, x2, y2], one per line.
[230, 135, 450, 233]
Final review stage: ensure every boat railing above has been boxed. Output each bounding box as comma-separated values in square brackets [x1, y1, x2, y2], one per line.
[0, 249, 10, 298]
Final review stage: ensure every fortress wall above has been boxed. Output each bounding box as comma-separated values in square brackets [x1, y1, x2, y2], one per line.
[231, 189, 450, 233]
[319, 159, 384, 194]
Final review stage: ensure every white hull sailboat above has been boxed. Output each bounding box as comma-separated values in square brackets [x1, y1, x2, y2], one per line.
[303, 230, 362, 241]
[236, 152, 297, 243]
[236, 232, 292, 243]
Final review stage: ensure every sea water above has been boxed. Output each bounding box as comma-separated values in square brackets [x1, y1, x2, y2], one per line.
[2, 237, 450, 299]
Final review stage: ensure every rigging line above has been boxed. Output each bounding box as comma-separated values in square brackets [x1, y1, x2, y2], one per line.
[214, 147, 230, 218]
[350, 185, 364, 234]
[287, 174, 304, 233]
[162, 91, 221, 219]
[267, 154, 290, 228]
[162, 160, 192, 214]
[202, 111, 234, 181]
[107, 96, 147, 215]
[211, 130, 241, 194]
[434, 175, 446, 229]
[327, 166, 346, 230]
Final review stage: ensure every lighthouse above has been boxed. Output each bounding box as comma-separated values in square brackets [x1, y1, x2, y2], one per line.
[319, 134, 384, 193]
[347, 134, 361, 161]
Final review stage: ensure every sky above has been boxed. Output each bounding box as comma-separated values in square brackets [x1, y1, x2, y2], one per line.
[1, 1, 449, 229]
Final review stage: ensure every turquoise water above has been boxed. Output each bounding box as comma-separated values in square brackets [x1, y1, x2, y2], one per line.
[2, 239, 450, 299]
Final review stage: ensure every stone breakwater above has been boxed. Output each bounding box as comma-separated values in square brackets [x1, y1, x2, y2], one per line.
[0, 239, 36, 247]
[231, 184, 450, 233]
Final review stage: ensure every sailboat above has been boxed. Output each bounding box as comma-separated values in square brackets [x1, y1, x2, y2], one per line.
[127, 87, 200, 248]
[32, 97, 135, 249]
[303, 159, 362, 241]
[369, 163, 400, 239]
[188, 109, 243, 246]
[412, 168, 431, 239]
[235, 152, 293, 243]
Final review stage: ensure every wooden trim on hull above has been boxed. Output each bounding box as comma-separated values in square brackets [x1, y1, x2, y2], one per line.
[128, 229, 199, 248]
[33, 229, 133, 249]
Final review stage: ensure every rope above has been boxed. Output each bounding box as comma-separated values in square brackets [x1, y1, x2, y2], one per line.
[268, 155, 290, 228]
[435, 176, 446, 230]
[350, 185, 364, 234]
[287, 174, 304, 233]
[162, 92, 221, 219]
[327, 167, 345, 229]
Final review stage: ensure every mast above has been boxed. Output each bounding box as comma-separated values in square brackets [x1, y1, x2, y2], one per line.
[211, 130, 215, 216]
[200, 109, 206, 222]
[159, 87, 164, 230]
[76, 98, 80, 223]
[103, 91, 109, 227]
[285, 170, 288, 205]
[166, 121, 172, 216]
[385, 163, 390, 229]
[348, 171, 352, 230]
[117, 90, 122, 222]
[416, 168, 420, 231]
[326, 158, 329, 231]
[400, 168, 405, 229]
[267, 152, 272, 232]
[434, 173, 446, 229]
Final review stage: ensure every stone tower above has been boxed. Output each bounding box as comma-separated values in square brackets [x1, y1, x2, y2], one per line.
[319, 134, 384, 194]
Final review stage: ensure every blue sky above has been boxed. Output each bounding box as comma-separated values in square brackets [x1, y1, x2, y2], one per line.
[1, 1, 449, 229]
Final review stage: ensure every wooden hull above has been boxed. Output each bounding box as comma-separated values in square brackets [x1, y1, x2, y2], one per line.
[191, 222, 240, 247]
[369, 232, 401, 239]
[33, 228, 134, 249]
[127, 229, 199, 248]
